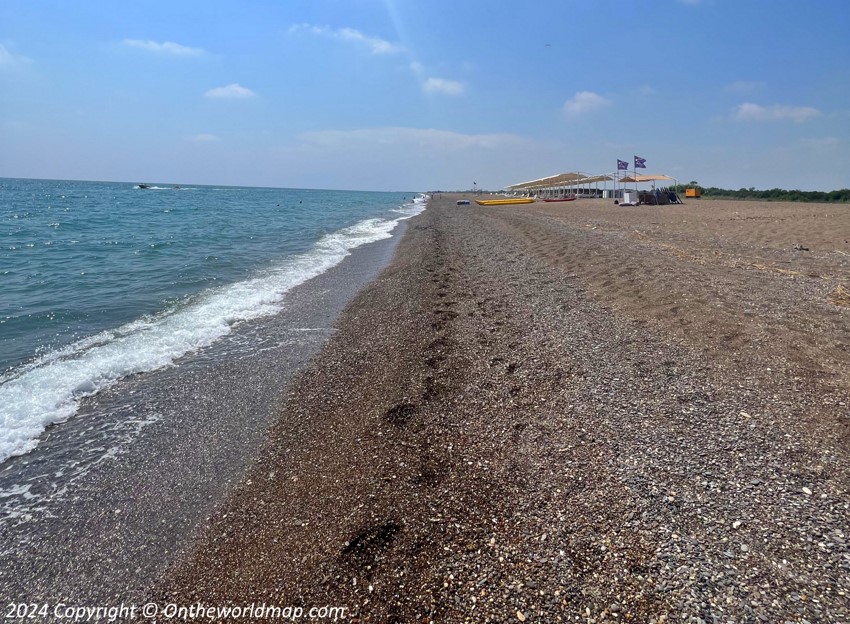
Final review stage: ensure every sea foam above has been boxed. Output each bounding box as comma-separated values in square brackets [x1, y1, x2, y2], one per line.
[0, 204, 424, 464]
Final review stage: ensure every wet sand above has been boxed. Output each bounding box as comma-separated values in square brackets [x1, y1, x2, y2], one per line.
[160, 196, 850, 622]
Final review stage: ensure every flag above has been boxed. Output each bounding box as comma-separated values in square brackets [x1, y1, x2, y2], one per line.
[617, 159, 629, 170]
[634, 156, 647, 169]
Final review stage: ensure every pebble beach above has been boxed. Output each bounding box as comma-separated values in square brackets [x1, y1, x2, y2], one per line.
[157, 195, 850, 622]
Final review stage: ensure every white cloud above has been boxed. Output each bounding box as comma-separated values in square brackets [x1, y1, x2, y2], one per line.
[409, 61, 465, 95]
[290, 24, 466, 99]
[731, 102, 821, 123]
[122, 39, 204, 56]
[563, 91, 610, 117]
[289, 24, 403, 55]
[253, 126, 559, 191]
[0, 43, 32, 67]
[204, 83, 256, 99]
[422, 77, 465, 96]
[337, 27, 402, 54]
[299, 127, 531, 151]
[187, 133, 221, 142]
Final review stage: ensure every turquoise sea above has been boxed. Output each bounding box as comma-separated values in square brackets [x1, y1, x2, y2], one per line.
[0, 178, 424, 464]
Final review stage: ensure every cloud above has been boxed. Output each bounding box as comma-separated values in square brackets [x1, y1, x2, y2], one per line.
[187, 133, 221, 142]
[723, 80, 765, 93]
[563, 91, 610, 117]
[257, 126, 558, 191]
[408, 61, 465, 95]
[299, 127, 531, 152]
[290, 24, 464, 98]
[0, 43, 32, 67]
[204, 83, 256, 99]
[122, 39, 204, 56]
[731, 102, 821, 123]
[423, 77, 465, 96]
[289, 24, 403, 55]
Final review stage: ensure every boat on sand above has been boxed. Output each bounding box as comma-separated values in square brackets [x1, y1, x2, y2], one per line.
[475, 198, 535, 206]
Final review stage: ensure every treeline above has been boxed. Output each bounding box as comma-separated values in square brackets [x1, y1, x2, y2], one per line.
[671, 184, 850, 203]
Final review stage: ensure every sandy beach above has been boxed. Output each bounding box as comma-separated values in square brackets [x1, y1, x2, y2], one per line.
[159, 196, 850, 622]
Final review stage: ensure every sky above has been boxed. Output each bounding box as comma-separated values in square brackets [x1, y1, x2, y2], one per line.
[1, 0, 848, 191]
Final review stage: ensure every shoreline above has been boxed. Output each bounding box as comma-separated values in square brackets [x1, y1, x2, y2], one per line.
[0, 220, 408, 603]
[159, 195, 849, 621]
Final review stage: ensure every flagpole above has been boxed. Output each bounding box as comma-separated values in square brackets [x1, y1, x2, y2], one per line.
[632, 157, 636, 204]
[617, 163, 628, 202]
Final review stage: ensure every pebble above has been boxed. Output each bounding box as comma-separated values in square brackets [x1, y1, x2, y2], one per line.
[152, 199, 850, 624]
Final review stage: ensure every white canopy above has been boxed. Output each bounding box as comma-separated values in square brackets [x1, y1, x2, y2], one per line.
[506, 172, 613, 191]
[619, 174, 674, 183]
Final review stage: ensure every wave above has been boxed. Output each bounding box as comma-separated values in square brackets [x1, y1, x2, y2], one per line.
[135, 185, 199, 190]
[0, 202, 425, 464]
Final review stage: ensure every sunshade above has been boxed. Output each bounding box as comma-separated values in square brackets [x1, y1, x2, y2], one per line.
[505, 172, 613, 190]
[505, 172, 584, 190]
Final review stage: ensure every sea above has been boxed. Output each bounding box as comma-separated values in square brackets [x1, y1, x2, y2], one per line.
[0, 178, 425, 534]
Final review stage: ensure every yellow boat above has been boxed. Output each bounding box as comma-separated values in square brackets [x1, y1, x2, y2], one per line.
[474, 198, 535, 206]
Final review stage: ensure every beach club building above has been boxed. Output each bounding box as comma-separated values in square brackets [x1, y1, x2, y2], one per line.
[504, 172, 615, 199]
[504, 171, 679, 203]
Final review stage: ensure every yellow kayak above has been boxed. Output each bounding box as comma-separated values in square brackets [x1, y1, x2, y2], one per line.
[474, 198, 535, 206]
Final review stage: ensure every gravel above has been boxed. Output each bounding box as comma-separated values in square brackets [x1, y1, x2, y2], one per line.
[159, 195, 850, 622]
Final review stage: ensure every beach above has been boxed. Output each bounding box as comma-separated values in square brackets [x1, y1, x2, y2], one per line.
[158, 196, 850, 621]
[0, 211, 408, 604]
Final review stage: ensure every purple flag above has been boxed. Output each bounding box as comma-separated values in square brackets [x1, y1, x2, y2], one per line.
[634, 156, 647, 169]
[617, 159, 629, 170]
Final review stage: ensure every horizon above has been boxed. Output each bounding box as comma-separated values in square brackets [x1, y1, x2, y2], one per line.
[5, 175, 850, 195]
[1, 0, 849, 192]
[0, 175, 419, 194]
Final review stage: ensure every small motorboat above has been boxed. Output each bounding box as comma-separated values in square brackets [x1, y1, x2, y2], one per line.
[542, 195, 577, 202]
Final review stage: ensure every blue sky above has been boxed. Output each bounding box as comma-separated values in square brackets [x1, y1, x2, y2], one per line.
[1, 0, 848, 191]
